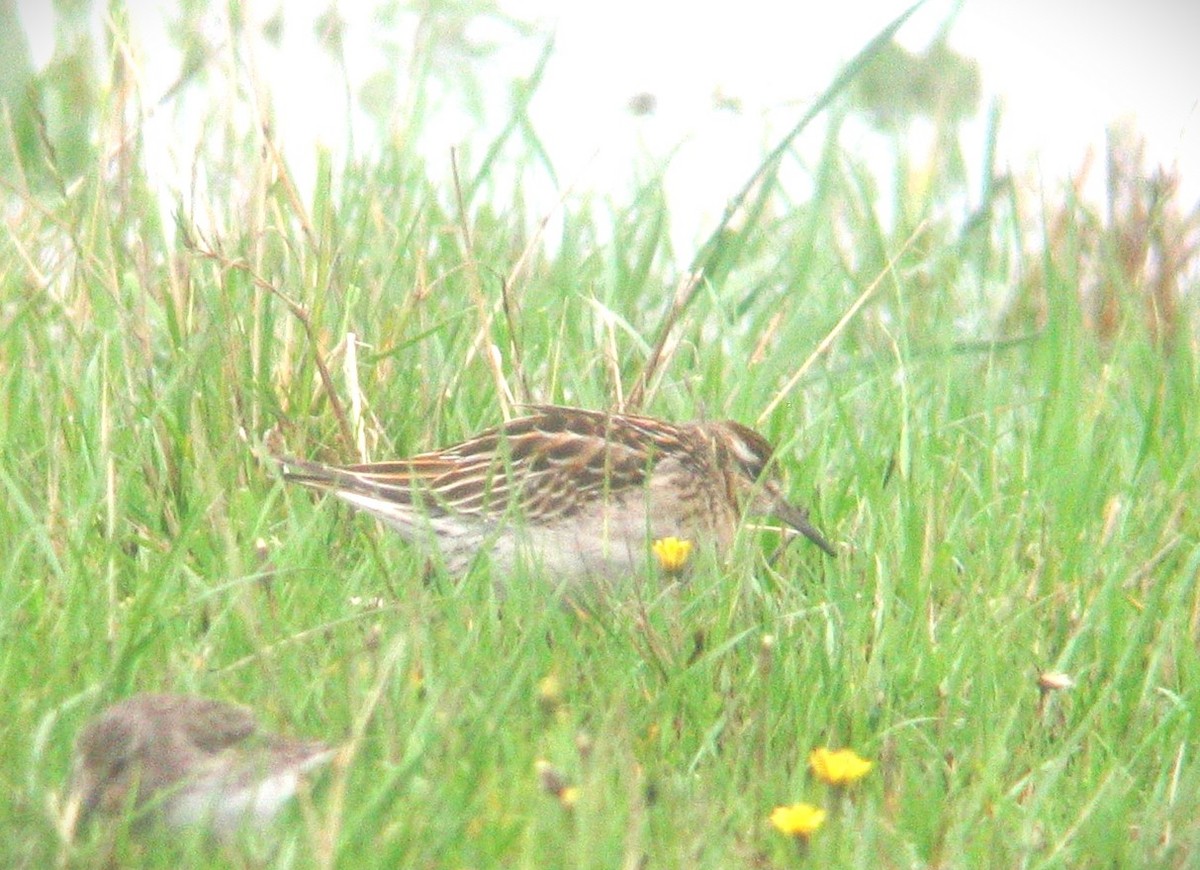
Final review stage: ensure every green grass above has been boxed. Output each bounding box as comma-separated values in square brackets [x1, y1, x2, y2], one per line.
[3, 3, 1199, 868]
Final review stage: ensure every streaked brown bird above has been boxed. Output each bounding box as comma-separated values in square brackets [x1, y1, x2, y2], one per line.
[281, 405, 835, 582]
[68, 694, 333, 837]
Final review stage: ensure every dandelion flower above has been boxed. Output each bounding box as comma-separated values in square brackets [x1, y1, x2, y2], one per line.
[809, 748, 873, 786]
[652, 537, 693, 574]
[769, 802, 826, 839]
[537, 673, 563, 714]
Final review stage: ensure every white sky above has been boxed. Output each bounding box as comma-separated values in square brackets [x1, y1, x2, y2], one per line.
[525, 0, 1199, 239]
[14, 1, 1200, 255]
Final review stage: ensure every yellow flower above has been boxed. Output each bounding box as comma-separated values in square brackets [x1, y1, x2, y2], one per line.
[652, 537, 693, 573]
[769, 802, 826, 838]
[809, 748, 873, 786]
[537, 673, 563, 714]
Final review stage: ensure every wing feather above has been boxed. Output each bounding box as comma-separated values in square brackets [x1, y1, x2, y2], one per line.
[280, 406, 695, 525]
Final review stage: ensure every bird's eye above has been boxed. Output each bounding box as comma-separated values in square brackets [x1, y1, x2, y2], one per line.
[744, 457, 768, 481]
[723, 423, 773, 481]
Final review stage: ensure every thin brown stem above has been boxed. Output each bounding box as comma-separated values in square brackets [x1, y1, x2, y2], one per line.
[186, 232, 356, 452]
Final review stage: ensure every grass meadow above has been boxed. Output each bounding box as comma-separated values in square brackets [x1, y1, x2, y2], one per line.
[3, 3, 1199, 868]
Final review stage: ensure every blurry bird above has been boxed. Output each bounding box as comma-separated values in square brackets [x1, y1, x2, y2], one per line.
[67, 693, 333, 838]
